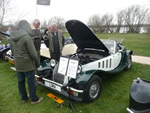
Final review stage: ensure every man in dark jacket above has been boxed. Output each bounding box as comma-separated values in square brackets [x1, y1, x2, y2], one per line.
[9, 20, 43, 104]
[31, 19, 42, 74]
[32, 19, 42, 58]
[44, 23, 64, 60]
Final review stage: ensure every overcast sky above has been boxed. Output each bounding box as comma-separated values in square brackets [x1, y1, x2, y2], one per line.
[10, 0, 150, 24]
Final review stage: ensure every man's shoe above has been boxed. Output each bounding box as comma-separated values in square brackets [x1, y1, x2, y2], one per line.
[21, 94, 30, 104]
[31, 97, 43, 104]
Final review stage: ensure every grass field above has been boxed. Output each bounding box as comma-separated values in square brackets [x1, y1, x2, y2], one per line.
[0, 58, 150, 113]
[0, 33, 150, 113]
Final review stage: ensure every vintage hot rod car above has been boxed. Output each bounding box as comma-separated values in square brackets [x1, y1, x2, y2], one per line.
[35, 20, 133, 103]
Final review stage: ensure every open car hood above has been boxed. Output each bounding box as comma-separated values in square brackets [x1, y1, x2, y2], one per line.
[65, 20, 109, 53]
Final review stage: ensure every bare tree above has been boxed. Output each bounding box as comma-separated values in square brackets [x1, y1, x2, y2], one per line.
[41, 19, 48, 28]
[87, 14, 104, 33]
[122, 5, 149, 33]
[48, 16, 66, 31]
[116, 10, 124, 33]
[144, 13, 150, 33]
[0, 0, 12, 25]
[101, 14, 114, 33]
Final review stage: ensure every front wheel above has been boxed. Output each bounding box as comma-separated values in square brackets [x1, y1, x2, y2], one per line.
[83, 75, 102, 103]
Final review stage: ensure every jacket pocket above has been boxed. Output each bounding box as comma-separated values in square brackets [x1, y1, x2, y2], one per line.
[15, 57, 34, 71]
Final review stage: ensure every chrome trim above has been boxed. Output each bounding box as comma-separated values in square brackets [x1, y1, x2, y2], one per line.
[69, 87, 83, 93]
[35, 74, 39, 78]
[42, 78, 84, 93]
[42, 78, 63, 87]
[5, 56, 14, 61]
[126, 108, 134, 113]
[50, 59, 56, 67]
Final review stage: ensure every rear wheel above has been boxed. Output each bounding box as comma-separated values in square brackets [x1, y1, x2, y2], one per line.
[125, 55, 132, 70]
[84, 75, 102, 103]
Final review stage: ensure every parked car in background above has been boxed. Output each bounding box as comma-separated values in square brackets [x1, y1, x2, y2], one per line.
[0, 42, 10, 59]
[5, 50, 15, 64]
[35, 20, 133, 103]
[64, 37, 74, 45]
[0, 31, 10, 59]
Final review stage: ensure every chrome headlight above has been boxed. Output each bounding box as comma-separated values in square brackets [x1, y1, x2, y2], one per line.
[50, 59, 56, 67]
[77, 65, 82, 74]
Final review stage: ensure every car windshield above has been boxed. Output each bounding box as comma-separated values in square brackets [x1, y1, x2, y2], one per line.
[101, 40, 115, 53]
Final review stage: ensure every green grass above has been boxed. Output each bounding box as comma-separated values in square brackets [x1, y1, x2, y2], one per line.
[0, 38, 9, 44]
[1, 58, 150, 113]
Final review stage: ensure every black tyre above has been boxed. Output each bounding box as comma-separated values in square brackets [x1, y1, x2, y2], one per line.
[125, 55, 132, 70]
[84, 75, 102, 103]
[2, 51, 7, 60]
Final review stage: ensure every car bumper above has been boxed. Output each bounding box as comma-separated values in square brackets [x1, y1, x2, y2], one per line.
[35, 75, 84, 101]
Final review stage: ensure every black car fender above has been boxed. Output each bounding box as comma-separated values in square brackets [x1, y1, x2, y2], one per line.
[75, 70, 101, 88]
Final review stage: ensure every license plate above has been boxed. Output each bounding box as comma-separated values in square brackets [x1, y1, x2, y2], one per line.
[47, 93, 64, 104]
[45, 81, 61, 92]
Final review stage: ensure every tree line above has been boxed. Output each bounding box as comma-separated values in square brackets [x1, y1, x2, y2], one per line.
[88, 5, 150, 33]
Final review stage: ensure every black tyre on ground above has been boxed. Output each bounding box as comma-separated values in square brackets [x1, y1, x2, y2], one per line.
[125, 55, 132, 70]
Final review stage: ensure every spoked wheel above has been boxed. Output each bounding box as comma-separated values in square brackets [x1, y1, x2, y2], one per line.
[89, 81, 100, 99]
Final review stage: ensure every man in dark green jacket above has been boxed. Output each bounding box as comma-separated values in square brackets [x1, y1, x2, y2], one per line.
[9, 20, 43, 104]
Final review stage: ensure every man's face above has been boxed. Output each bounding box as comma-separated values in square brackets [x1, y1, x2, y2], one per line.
[51, 24, 57, 32]
[8, 27, 12, 31]
[34, 21, 40, 29]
